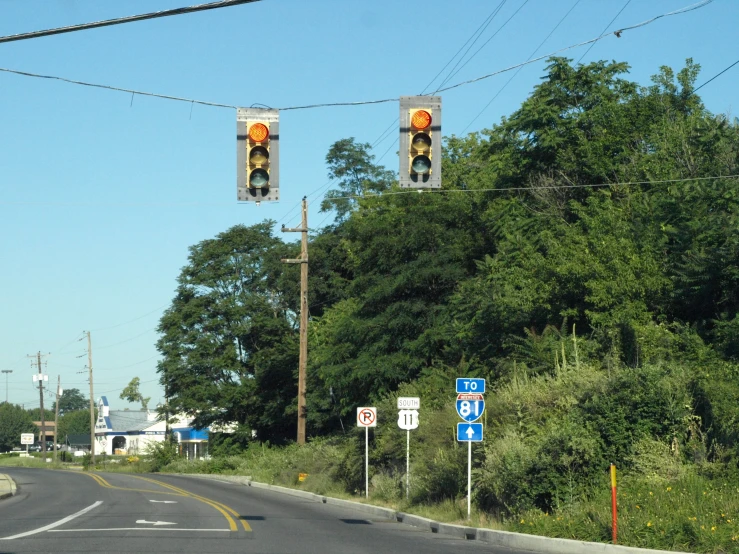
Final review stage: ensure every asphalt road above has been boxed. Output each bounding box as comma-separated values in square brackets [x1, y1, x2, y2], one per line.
[0, 468, 530, 554]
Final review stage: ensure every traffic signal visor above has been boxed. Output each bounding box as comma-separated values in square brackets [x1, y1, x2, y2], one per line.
[409, 109, 432, 175]
[247, 121, 271, 188]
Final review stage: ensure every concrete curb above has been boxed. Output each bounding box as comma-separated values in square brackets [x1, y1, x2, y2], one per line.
[0, 474, 17, 500]
[176, 474, 692, 554]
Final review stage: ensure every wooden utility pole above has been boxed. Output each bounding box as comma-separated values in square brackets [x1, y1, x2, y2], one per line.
[54, 376, 61, 463]
[87, 331, 95, 465]
[28, 352, 48, 454]
[281, 197, 309, 445]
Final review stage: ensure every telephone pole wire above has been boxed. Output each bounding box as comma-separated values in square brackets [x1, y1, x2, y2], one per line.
[281, 198, 309, 445]
[54, 376, 61, 463]
[86, 331, 96, 465]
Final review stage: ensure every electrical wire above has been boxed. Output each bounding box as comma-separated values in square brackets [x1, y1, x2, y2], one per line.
[462, 0, 582, 133]
[94, 327, 158, 351]
[89, 304, 169, 332]
[433, 1, 509, 92]
[0, 0, 712, 114]
[694, 58, 739, 92]
[577, 0, 632, 64]
[321, 174, 739, 202]
[436, 0, 531, 92]
[0, 0, 261, 44]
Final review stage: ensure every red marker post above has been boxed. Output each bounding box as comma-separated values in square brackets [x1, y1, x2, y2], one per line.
[610, 464, 617, 544]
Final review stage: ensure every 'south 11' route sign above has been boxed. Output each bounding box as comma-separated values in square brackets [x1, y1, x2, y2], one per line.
[456, 393, 484, 423]
[357, 407, 377, 428]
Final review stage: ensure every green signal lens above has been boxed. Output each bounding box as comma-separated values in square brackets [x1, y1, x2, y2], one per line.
[412, 133, 431, 153]
[249, 168, 269, 188]
[411, 155, 431, 174]
[250, 146, 269, 165]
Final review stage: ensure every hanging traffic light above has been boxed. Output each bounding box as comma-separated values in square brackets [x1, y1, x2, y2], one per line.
[399, 96, 441, 189]
[237, 108, 280, 202]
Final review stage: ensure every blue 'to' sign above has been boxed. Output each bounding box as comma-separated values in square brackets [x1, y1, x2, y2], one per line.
[456, 378, 486, 394]
[456, 394, 484, 422]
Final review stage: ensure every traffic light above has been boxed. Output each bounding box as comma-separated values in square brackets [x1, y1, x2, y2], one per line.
[236, 108, 280, 202]
[399, 96, 441, 188]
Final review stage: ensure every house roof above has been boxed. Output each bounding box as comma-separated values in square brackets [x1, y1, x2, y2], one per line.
[108, 410, 151, 432]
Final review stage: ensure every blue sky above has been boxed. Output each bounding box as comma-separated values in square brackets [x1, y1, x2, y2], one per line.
[0, 0, 736, 411]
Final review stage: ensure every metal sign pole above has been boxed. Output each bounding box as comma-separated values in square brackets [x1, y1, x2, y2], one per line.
[467, 441, 472, 520]
[365, 426, 369, 499]
[406, 429, 410, 499]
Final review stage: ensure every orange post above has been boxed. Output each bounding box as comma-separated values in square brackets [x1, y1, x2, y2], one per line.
[610, 464, 617, 544]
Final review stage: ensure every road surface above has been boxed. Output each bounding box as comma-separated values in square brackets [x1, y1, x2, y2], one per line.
[0, 467, 530, 553]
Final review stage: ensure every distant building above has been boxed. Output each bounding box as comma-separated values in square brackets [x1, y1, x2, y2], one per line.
[31, 421, 56, 444]
[93, 396, 228, 458]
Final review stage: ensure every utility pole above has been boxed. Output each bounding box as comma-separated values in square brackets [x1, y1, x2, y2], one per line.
[86, 331, 95, 465]
[28, 352, 48, 454]
[281, 197, 309, 445]
[54, 376, 61, 463]
[1, 370, 12, 403]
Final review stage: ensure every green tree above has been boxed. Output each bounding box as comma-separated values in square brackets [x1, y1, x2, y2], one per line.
[57, 409, 92, 443]
[319, 138, 395, 222]
[0, 403, 36, 451]
[52, 388, 88, 416]
[120, 377, 150, 411]
[157, 222, 299, 442]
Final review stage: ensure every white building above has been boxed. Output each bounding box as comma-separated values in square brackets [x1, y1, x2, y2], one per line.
[94, 396, 228, 457]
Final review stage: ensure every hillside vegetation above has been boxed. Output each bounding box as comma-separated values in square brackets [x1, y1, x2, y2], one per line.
[153, 57, 739, 553]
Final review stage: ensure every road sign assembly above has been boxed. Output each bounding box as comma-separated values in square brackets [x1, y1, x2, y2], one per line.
[456, 393, 485, 422]
[397, 396, 420, 410]
[457, 422, 483, 442]
[397, 409, 419, 430]
[356, 407, 377, 427]
[20, 433, 34, 445]
[357, 407, 377, 499]
[456, 377, 485, 394]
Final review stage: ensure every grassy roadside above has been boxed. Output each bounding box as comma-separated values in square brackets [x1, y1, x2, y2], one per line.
[4, 448, 739, 552]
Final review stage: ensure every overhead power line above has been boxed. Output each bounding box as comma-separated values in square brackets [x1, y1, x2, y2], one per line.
[694, 58, 739, 92]
[323, 174, 739, 203]
[577, 0, 632, 64]
[0, 0, 261, 45]
[0, 0, 713, 114]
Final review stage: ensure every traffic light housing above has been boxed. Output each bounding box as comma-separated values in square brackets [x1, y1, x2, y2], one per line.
[237, 108, 279, 202]
[399, 96, 441, 188]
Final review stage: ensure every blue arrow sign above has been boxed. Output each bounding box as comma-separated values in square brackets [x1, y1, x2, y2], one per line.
[456, 394, 485, 422]
[456, 378, 486, 394]
[457, 422, 483, 442]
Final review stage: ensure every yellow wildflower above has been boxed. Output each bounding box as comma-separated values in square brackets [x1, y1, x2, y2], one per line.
[666, 487, 672, 492]
[520, 519, 525, 524]
[712, 526, 716, 532]
[647, 522, 652, 527]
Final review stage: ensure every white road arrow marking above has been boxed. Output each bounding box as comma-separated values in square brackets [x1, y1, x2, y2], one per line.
[466, 426, 475, 438]
[136, 520, 177, 526]
[149, 500, 178, 504]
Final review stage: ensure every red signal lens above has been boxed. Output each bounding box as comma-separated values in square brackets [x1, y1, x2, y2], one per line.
[248, 123, 269, 142]
[411, 110, 432, 130]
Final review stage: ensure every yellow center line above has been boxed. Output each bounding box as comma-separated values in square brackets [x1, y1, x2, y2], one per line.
[82, 473, 243, 532]
[132, 476, 251, 532]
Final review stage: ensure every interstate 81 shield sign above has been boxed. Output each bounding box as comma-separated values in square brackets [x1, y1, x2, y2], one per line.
[456, 393, 484, 423]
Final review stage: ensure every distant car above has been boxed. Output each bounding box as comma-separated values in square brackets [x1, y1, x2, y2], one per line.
[27, 444, 42, 452]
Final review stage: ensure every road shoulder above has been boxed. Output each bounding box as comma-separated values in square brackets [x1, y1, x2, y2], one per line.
[0, 474, 17, 500]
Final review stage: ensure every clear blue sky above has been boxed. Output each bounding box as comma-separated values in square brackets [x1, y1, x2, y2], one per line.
[0, 0, 736, 411]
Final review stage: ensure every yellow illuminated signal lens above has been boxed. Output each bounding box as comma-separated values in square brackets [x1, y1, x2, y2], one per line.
[411, 110, 432, 130]
[248, 123, 269, 142]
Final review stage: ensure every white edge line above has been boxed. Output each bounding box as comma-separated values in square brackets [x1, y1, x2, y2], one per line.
[1, 501, 103, 540]
[49, 528, 231, 532]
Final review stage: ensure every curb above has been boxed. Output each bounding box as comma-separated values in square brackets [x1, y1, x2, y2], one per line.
[0, 474, 17, 500]
[176, 474, 692, 554]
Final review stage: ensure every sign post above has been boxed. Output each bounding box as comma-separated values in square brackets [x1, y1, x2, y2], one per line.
[21, 432, 34, 456]
[456, 379, 485, 520]
[357, 407, 377, 499]
[397, 397, 420, 499]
